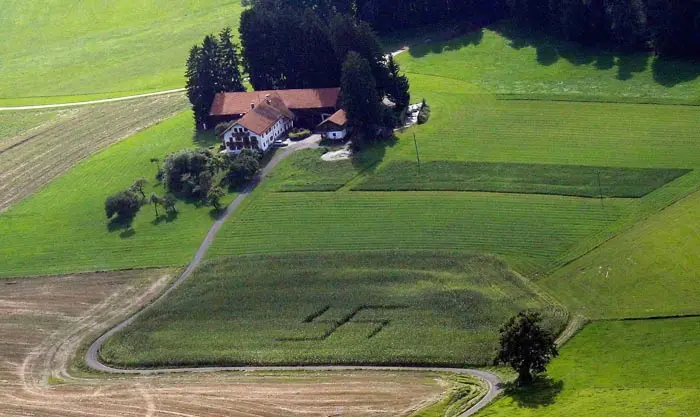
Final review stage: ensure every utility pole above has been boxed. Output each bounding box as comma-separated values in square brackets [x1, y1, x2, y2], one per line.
[597, 171, 603, 207]
[413, 133, 421, 174]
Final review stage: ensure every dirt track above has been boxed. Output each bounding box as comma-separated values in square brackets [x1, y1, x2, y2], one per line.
[0, 271, 454, 416]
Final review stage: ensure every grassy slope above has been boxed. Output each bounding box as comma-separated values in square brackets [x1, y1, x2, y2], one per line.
[0, 1, 243, 105]
[208, 190, 635, 275]
[100, 251, 567, 367]
[540, 188, 700, 319]
[0, 111, 234, 277]
[0, 94, 189, 211]
[263, 147, 384, 192]
[480, 318, 700, 416]
[399, 24, 700, 103]
[354, 161, 689, 198]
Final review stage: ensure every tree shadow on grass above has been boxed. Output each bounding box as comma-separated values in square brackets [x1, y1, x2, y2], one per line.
[502, 376, 564, 408]
[107, 216, 133, 232]
[193, 129, 221, 149]
[351, 135, 398, 175]
[408, 27, 485, 58]
[617, 54, 650, 81]
[652, 57, 700, 87]
[151, 210, 179, 226]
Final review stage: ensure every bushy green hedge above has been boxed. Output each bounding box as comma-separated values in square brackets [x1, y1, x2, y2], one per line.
[289, 128, 311, 140]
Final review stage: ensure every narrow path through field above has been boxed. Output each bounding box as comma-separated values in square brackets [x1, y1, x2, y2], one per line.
[85, 134, 503, 416]
[0, 89, 185, 111]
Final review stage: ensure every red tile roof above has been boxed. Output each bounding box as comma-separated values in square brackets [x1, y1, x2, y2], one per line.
[210, 88, 340, 116]
[317, 109, 347, 129]
[235, 93, 293, 135]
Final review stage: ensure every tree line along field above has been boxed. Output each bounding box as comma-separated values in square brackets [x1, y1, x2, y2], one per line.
[0, 110, 237, 278]
[479, 317, 700, 416]
[100, 251, 567, 368]
[0, 94, 188, 212]
[0, 1, 243, 106]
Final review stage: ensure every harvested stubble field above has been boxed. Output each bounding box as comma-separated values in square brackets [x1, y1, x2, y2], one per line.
[479, 318, 700, 416]
[0, 93, 188, 211]
[1, 1, 244, 105]
[0, 111, 235, 278]
[101, 251, 567, 367]
[0, 270, 456, 417]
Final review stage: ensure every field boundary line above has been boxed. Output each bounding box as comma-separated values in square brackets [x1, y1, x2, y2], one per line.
[0, 89, 185, 111]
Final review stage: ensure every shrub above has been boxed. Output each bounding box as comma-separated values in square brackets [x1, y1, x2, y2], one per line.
[105, 190, 141, 220]
[214, 122, 232, 137]
[417, 99, 431, 124]
[289, 128, 311, 140]
[226, 152, 261, 186]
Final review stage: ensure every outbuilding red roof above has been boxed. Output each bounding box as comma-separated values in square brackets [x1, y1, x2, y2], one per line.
[317, 109, 347, 129]
[210, 88, 340, 117]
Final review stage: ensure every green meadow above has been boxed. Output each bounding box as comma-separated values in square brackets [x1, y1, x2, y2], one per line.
[100, 251, 567, 367]
[0, 1, 244, 105]
[398, 23, 700, 103]
[479, 317, 700, 416]
[0, 111, 234, 278]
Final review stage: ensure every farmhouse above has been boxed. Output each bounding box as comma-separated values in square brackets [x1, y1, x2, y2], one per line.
[211, 87, 342, 154]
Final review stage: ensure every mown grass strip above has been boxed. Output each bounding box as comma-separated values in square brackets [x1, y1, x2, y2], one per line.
[353, 160, 690, 198]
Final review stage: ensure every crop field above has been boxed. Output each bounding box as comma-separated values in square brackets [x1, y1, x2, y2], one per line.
[0, 93, 188, 211]
[354, 161, 689, 198]
[0, 270, 453, 417]
[1, 1, 244, 106]
[101, 251, 567, 367]
[480, 317, 700, 416]
[398, 23, 700, 103]
[207, 190, 636, 275]
[0, 111, 236, 278]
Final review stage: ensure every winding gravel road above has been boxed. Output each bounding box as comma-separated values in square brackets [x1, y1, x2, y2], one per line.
[85, 135, 503, 416]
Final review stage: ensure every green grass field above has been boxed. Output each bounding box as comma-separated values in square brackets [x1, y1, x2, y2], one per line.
[0, 111, 234, 278]
[0, 1, 244, 105]
[480, 317, 700, 416]
[399, 23, 700, 103]
[354, 161, 689, 198]
[541, 188, 700, 319]
[207, 190, 636, 275]
[263, 147, 384, 192]
[100, 251, 567, 367]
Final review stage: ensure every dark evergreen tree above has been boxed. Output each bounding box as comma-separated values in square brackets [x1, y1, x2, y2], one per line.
[386, 55, 411, 111]
[216, 27, 245, 92]
[340, 51, 382, 136]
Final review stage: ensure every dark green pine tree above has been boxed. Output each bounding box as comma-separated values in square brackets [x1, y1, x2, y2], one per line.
[216, 27, 245, 92]
[185, 45, 207, 129]
[386, 55, 410, 111]
[185, 35, 219, 130]
[340, 51, 382, 138]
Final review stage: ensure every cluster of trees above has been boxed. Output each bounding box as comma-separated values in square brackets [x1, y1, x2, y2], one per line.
[186, 28, 246, 129]
[105, 178, 176, 225]
[158, 148, 261, 208]
[506, 0, 700, 56]
[240, 0, 411, 143]
[241, 0, 700, 58]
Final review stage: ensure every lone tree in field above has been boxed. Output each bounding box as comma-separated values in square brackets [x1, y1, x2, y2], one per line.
[207, 185, 226, 211]
[105, 190, 141, 221]
[497, 311, 558, 385]
[129, 178, 148, 201]
[149, 193, 162, 218]
[386, 55, 410, 111]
